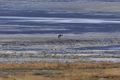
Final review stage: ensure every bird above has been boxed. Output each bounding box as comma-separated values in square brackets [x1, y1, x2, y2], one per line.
[58, 34, 63, 39]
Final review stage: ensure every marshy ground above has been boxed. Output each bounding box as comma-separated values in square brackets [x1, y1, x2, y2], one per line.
[0, 37, 120, 63]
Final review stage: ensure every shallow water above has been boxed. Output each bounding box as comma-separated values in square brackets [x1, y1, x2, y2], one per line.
[68, 45, 120, 50]
[0, 13, 120, 34]
[88, 58, 120, 62]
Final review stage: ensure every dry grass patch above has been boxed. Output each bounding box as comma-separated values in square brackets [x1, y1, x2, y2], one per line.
[0, 62, 119, 80]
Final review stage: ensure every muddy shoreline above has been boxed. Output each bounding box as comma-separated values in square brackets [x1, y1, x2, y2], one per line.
[0, 36, 119, 63]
